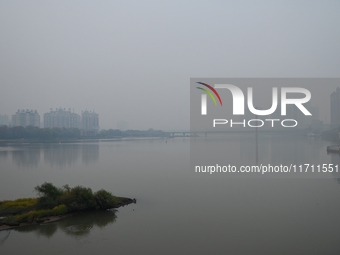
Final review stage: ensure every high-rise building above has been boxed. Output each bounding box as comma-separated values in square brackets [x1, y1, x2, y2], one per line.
[44, 108, 81, 129]
[81, 110, 99, 135]
[12, 110, 40, 127]
[331, 87, 340, 129]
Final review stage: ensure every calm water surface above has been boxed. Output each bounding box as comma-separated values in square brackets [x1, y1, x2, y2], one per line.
[1, 135, 340, 254]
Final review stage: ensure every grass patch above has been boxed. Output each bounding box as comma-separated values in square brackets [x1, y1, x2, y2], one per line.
[0, 206, 67, 226]
[0, 198, 38, 215]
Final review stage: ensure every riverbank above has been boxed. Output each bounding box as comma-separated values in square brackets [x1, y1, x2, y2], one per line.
[0, 136, 170, 145]
[0, 197, 135, 231]
[0, 214, 71, 231]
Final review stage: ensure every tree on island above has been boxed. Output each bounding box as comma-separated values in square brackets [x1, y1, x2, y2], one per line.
[35, 182, 124, 211]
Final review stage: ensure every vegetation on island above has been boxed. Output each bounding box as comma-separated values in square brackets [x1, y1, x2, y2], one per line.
[0, 183, 135, 228]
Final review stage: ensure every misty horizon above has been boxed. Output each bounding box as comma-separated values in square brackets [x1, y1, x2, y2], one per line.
[1, 1, 340, 130]
[2, 2, 340, 254]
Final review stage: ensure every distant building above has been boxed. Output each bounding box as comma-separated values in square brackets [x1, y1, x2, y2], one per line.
[310, 106, 320, 121]
[331, 87, 340, 129]
[0, 114, 10, 126]
[12, 109, 40, 127]
[44, 108, 81, 129]
[81, 110, 99, 136]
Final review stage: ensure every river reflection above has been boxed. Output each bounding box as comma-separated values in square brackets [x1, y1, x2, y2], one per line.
[81, 143, 100, 165]
[2, 137, 340, 255]
[43, 143, 99, 168]
[11, 147, 41, 168]
[239, 134, 326, 166]
[0, 230, 10, 245]
[12, 210, 117, 239]
[3, 143, 99, 168]
[43, 144, 81, 168]
[0, 150, 9, 160]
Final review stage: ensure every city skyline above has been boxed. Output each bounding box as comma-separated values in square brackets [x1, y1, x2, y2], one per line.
[9, 107, 99, 131]
[2, 82, 338, 131]
[1, 85, 335, 132]
[1, 2, 340, 130]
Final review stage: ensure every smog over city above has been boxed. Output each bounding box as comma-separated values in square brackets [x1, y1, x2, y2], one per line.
[1, 2, 340, 130]
[1, 2, 340, 255]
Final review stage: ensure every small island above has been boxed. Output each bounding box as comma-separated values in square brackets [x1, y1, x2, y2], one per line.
[0, 182, 136, 231]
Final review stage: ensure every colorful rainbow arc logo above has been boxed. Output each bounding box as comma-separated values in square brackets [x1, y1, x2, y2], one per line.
[196, 82, 223, 106]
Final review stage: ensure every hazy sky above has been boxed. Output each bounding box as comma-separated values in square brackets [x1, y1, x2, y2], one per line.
[1, 1, 339, 130]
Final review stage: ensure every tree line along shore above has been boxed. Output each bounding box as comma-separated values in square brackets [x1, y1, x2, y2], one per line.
[0, 126, 169, 140]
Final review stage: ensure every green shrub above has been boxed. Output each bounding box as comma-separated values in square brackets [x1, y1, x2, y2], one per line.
[35, 182, 63, 199]
[36, 196, 59, 210]
[53, 204, 68, 215]
[94, 189, 117, 209]
[35, 182, 64, 210]
[27, 211, 35, 223]
[60, 186, 96, 212]
[34, 209, 54, 218]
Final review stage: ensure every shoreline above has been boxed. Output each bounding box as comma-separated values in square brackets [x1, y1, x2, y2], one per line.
[0, 136, 169, 145]
[0, 198, 136, 232]
[0, 198, 137, 231]
[0, 214, 72, 231]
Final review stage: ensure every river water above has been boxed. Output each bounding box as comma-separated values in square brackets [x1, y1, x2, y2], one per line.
[1, 135, 340, 254]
